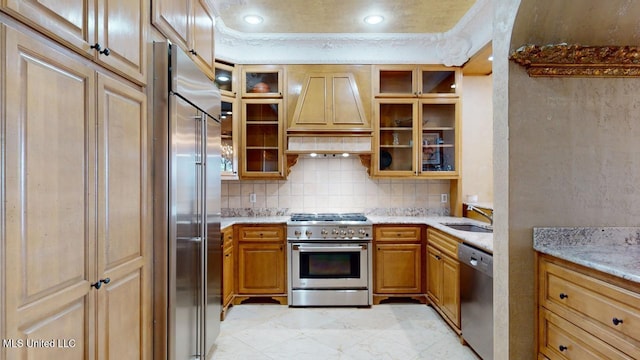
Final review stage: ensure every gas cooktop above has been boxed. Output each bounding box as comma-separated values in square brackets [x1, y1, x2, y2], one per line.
[289, 213, 369, 222]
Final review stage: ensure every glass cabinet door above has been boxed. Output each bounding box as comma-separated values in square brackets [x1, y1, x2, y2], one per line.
[220, 97, 238, 179]
[374, 66, 416, 97]
[419, 68, 459, 95]
[241, 66, 283, 97]
[241, 99, 283, 178]
[420, 101, 458, 174]
[215, 62, 236, 97]
[376, 100, 417, 174]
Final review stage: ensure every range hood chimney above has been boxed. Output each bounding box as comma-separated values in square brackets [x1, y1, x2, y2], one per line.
[286, 72, 372, 154]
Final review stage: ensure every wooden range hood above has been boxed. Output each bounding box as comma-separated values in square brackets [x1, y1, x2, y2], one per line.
[286, 72, 372, 154]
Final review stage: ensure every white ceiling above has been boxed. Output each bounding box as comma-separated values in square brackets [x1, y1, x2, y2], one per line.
[211, 0, 493, 65]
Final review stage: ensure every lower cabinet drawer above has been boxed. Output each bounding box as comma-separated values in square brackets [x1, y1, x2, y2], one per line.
[539, 308, 634, 360]
[540, 257, 640, 346]
[238, 225, 284, 242]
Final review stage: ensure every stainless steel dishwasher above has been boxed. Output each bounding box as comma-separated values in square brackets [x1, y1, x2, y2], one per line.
[459, 243, 493, 360]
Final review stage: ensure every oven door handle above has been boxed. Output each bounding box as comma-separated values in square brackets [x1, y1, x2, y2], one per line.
[292, 245, 367, 252]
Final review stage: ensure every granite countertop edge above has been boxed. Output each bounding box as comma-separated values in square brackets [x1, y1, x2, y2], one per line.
[533, 227, 640, 284]
[222, 216, 493, 253]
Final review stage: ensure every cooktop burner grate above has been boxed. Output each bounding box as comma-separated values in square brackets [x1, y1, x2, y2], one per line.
[289, 213, 368, 222]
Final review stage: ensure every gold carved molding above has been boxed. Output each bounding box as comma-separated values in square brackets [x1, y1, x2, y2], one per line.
[286, 154, 299, 176]
[510, 44, 640, 77]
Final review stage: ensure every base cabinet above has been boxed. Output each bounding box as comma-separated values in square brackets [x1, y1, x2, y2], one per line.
[234, 225, 287, 304]
[373, 225, 425, 304]
[221, 227, 234, 319]
[537, 253, 640, 359]
[426, 228, 461, 331]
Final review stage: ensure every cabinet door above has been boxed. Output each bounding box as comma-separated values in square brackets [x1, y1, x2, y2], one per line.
[241, 66, 284, 97]
[426, 246, 443, 304]
[152, 0, 190, 48]
[189, 0, 215, 78]
[222, 245, 234, 306]
[3, 26, 96, 360]
[96, 0, 146, 84]
[375, 244, 422, 293]
[241, 99, 285, 179]
[374, 99, 418, 176]
[1, 0, 94, 56]
[418, 67, 459, 96]
[237, 243, 285, 294]
[221, 96, 239, 179]
[419, 100, 459, 176]
[441, 255, 460, 326]
[95, 73, 149, 360]
[373, 65, 417, 97]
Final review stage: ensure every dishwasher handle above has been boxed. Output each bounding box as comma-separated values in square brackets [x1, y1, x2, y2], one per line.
[458, 243, 493, 278]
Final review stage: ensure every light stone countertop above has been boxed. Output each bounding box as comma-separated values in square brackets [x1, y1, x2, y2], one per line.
[533, 227, 640, 284]
[222, 215, 494, 253]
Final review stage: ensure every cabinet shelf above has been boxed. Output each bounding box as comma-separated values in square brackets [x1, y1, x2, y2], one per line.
[423, 127, 455, 131]
[246, 146, 280, 150]
[422, 144, 454, 148]
[380, 145, 413, 148]
[380, 127, 414, 131]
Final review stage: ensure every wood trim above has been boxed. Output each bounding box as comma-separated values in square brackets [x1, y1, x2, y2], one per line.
[510, 44, 640, 77]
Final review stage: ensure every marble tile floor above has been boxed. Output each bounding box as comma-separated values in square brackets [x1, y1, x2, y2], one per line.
[212, 304, 481, 360]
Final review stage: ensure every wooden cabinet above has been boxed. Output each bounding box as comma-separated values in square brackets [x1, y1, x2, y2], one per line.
[2, 0, 146, 84]
[373, 65, 460, 98]
[426, 228, 461, 331]
[537, 253, 640, 359]
[241, 65, 284, 97]
[220, 96, 239, 179]
[373, 225, 425, 304]
[374, 98, 460, 178]
[234, 225, 287, 304]
[152, 0, 215, 78]
[2, 25, 150, 359]
[216, 61, 238, 97]
[221, 227, 234, 319]
[289, 72, 369, 131]
[240, 99, 285, 179]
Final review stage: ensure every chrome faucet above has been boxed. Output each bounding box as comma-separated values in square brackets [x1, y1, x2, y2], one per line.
[467, 204, 493, 225]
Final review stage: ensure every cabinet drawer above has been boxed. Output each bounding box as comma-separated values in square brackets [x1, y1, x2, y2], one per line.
[539, 308, 633, 360]
[375, 226, 421, 242]
[238, 225, 284, 242]
[540, 257, 640, 350]
[427, 228, 459, 259]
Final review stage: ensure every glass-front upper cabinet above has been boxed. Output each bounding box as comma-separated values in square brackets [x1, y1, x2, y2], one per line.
[420, 100, 459, 176]
[215, 61, 236, 97]
[220, 97, 238, 179]
[375, 100, 418, 175]
[241, 99, 284, 179]
[373, 99, 459, 178]
[241, 65, 284, 98]
[373, 65, 460, 97]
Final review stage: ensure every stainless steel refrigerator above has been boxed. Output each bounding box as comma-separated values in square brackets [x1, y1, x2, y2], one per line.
[153, 42, 221, 360]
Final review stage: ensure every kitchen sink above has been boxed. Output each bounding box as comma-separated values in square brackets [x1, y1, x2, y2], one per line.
[443, 224, 493, 233]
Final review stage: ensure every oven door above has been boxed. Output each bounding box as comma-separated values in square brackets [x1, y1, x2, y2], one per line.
[291, 242, 369, 289]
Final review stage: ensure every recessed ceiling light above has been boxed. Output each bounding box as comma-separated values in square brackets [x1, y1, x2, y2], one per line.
[310, 153, 318, 158]
[488, 55, 494, 62]
[243, 15, 263, 25]
[364, 15, 384, 25]
[341, 153, 350, 157]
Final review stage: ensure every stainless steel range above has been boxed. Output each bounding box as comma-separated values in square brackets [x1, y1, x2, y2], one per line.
[287, 213, 373, 307]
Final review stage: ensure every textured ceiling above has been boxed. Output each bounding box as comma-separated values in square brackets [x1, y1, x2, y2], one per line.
[216, 0, 477, 34]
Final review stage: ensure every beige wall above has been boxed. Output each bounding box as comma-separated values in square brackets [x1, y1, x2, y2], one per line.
[461, 75, 493, 203]
[494, 1, 640, 359]
[222, 157, 450, 213]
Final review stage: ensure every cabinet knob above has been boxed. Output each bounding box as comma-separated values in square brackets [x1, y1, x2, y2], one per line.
[100, 48, 111, 56]
[189, 49, 198, 56]
[225, 253, 230, 257]
[612, 317, 624, 326]
[90, 43, 102, 51]
[558, 345, 567, 352]
[435, 255, 441, 260]
[559, 293, 568, 299]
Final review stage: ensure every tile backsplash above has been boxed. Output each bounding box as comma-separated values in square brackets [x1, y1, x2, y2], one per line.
[222, 157, 450, 215]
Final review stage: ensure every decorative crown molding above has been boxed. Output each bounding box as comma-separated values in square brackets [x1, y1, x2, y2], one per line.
[212, 0, 492, 65]
[510, 44, 640, 77]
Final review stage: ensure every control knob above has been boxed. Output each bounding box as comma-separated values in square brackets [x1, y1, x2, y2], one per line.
[305, 230, 313, 237]
[359, 229, 367, 236]
[321, 229, 329, 236]
[339, 230, 347, 237]
[347, 229, 355, 237]
[332, 229, 339, 235]
[294, 230, 301, 237]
